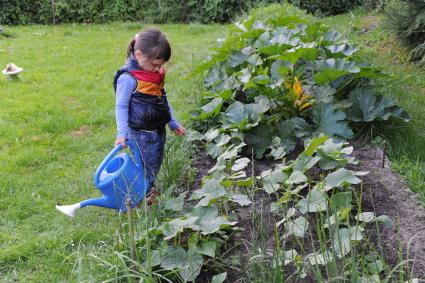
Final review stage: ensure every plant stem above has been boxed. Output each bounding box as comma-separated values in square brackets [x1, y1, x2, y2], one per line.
[126, 198, 136, 276]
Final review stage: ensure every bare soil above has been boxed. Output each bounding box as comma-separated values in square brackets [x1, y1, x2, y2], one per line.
[70, 125, 90, 138]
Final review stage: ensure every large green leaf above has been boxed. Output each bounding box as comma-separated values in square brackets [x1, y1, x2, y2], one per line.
[332, 228, 351, 258]
[286, 117, 313, 138]
[276, 120, 298, 151]
[230, 193, 252, 206]
[296, 189, 327, 214]
[324, 168, 361, 190]
[239, 67, 252, 84]
[326, 43, 358, 56]
[314, 59, 360, 84]
[253, 74, 270, 85]
[312, 103, 353, 139]
[199, 241, 217, 258]
[252, 95, 270, 113]
[275, 46, 319, 63]
[231, 157, 250, 172]
[245, 124, 275, 158]
[316, 139, 357, 170]
[332, 227, 364, 258]
[276, 118, 313, 152]
[285, 216, 309, 238]
[261, 166, 287, 194]
[197, 98, 223, 120]
[347, 89, 411, 123]
[303, 135, 328, 157]
[270, 60, 293, 86]
[269, 27, 301, 47]
[161, 216, 200, 240]
[191, 177, 227, 206]
[323, 30, 343, 43]
[214, 134, 231, 147]
[161, 246, 186, 270]
[286, 171, 307, 185]
[192, 206, 237, 235]
[223, 102, 247, 129]
[206, 142, 223, 159]
[305, 85, 336, 104]
[180, 250, 204, 282]
[292, 154, 320, 172]
[222, 101, 262, 130]
[228, 50, 249, 68]
[204, 128, 220, 142]
[211, 272, 227, 283]
[165, 192, 188, 212]
[204, 65, 226, 91]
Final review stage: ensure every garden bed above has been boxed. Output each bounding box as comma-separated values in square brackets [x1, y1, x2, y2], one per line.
[190, 141, 425, 281]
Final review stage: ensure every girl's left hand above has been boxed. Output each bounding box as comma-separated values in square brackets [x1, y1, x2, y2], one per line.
[174, 126, 186, 136]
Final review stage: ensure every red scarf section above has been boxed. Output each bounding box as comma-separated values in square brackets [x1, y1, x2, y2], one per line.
[129, 67, 165, 85]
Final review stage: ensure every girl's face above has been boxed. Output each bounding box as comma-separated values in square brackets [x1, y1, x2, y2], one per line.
[134, 50, 165, 72]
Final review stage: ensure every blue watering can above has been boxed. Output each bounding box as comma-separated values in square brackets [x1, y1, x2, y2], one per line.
[56, 140, 149, 217]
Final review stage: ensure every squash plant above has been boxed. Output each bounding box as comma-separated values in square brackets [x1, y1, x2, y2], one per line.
[192, 4, 409, 159]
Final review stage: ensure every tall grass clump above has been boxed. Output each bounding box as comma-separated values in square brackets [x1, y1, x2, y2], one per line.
[384, 0, 425, 64]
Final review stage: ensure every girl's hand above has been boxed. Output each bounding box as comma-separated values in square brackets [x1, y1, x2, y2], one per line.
[174, 126, 186, 136]
[115, 137, 127, 148]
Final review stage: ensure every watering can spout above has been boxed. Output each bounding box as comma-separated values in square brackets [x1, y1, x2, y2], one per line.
[55, 203, 81, 217]
[56, 196, 109, 217]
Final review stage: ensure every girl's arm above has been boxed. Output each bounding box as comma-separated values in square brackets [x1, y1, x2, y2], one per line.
[166, 98, 181, 131]
[115, 73, 136, 139]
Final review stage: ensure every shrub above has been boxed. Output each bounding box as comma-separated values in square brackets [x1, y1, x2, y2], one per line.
[0, 0, 277, 25]
[362, 0, 387, 12]
[288, 0, 361, 16]
[384, 0, 425, 64]
[0, 0, 47, 25]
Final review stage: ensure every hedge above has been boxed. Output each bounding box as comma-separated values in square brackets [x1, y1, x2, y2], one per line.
[0, 0, 277, 25]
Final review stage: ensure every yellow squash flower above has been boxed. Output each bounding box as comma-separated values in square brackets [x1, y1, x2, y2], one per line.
[288, 77, 312, 111]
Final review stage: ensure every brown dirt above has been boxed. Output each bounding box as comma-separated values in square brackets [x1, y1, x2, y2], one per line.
[190, 142, 425, 281]
[350, 141, 425, 279]
[70, 125, 90, 138]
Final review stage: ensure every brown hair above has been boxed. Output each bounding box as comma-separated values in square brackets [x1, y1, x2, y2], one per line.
[127, 28, 171, 61]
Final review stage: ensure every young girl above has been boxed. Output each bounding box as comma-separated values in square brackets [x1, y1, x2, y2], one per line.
[113, 28, 186, 204]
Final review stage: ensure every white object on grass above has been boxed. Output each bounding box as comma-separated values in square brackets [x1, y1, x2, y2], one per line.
[2, 63, 23, 75]
[56, 203, 81, 217]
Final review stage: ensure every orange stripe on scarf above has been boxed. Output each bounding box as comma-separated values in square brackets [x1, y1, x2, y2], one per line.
[136, 80, 164, 96]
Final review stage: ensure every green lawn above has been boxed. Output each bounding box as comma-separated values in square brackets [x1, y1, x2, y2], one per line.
[0, 23, 224, 282]
[1, 11, 425, 282]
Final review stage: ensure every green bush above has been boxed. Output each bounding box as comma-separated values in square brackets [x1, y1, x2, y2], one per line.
[0, 0, 47, 25]
[0, 0, 278, 25]
[384, 0, 425, 64]
[288, 0, 361, 16]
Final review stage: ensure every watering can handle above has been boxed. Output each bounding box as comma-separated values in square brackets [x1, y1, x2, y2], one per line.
[93, 140, 144, 187]
[94, 144, 123, 187]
